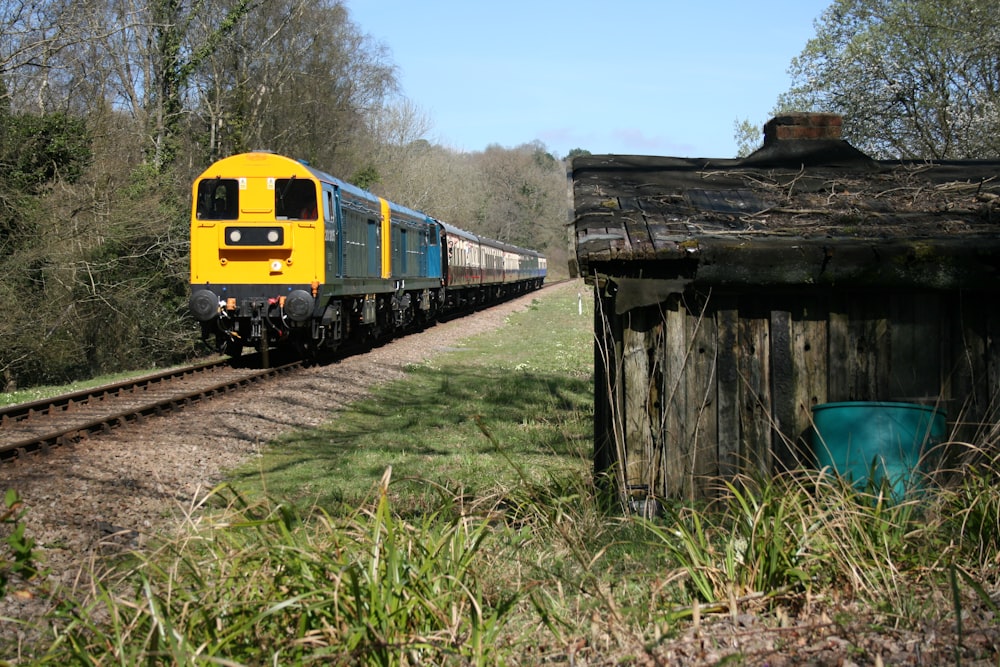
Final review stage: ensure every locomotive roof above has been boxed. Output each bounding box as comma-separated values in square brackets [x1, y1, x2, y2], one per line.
[203, 152, 541, 258]
[571, 136, 1000, 296]
[205, 152, 434, 223]
[278, 155, 441, 224]
[295, 157, 380, 206]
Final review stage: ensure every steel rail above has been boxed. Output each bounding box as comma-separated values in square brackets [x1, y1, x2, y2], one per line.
[0, 361, 301, 461]
[0, 359, 230, 427]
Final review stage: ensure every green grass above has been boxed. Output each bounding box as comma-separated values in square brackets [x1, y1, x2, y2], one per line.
[0, 361, 209, 408]
[12, 280, 1000, 665]
[0, 373, 137, 407]
[230, 289, 594, 511]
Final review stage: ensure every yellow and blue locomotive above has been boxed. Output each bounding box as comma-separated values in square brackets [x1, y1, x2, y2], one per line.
[188, 152, 545, 360]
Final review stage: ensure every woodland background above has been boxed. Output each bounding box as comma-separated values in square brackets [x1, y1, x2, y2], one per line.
[0, 0, 571, 389]
[2, 0, 998, 389]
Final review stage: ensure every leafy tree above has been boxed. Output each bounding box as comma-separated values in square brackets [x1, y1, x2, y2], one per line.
[0, 110, 93, 387]
[350, 165, 381, 190]
[732, 117, 763, 158]
[0, 113, 91, 191]
[0, 111, 91, 256]
[778, 0, 1000, 159]
[142, 0, 258, 169]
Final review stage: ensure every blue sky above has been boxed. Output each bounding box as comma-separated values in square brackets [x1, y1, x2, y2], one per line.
[347, 1, 832, 159]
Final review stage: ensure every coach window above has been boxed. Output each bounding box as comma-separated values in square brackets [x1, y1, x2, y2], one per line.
[197, 179, 238, 220]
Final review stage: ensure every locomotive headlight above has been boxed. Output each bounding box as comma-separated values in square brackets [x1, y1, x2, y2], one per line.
[270, 260, 283, 272]
[224, 226, 282, 245]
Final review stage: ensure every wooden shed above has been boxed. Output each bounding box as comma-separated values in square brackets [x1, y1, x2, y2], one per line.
[570, 113, 1000, 504]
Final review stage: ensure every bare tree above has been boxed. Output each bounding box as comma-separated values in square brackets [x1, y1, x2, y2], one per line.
[188, 0, 396, 170]
[0, 0, 100, 113]
[469, 142, 565, 249]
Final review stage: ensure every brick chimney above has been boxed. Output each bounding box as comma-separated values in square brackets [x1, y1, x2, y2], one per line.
[763, 112, 843, 145]
[742, 112, 872, 167]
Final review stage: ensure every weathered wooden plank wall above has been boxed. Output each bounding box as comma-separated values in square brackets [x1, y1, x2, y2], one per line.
[594, 286, 999, 501]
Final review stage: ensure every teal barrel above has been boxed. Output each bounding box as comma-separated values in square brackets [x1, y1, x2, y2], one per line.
[811, 401, 946, 500]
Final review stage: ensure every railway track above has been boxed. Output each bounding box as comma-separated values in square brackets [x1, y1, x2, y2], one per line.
[0, 359, 302, 462]
[0, 281, 563, 464]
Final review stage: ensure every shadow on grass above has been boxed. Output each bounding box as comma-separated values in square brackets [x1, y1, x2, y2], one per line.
[230, 363, 593, 510]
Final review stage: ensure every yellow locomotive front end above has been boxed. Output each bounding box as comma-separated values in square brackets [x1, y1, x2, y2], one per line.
[189, 152, 326, 357]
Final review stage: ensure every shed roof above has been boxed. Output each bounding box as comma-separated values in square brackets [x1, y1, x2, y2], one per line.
[571, 139, 1000, 302]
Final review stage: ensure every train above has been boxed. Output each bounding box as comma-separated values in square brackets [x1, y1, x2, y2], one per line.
[188, 151, 546, 362]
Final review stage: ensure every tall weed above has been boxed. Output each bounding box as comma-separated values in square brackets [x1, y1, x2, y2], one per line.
[643, 473, 819, 607]
[41, 476, 518, 666]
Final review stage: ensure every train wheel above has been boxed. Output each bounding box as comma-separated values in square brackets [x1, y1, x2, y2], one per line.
[295, 339, 320, 366]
